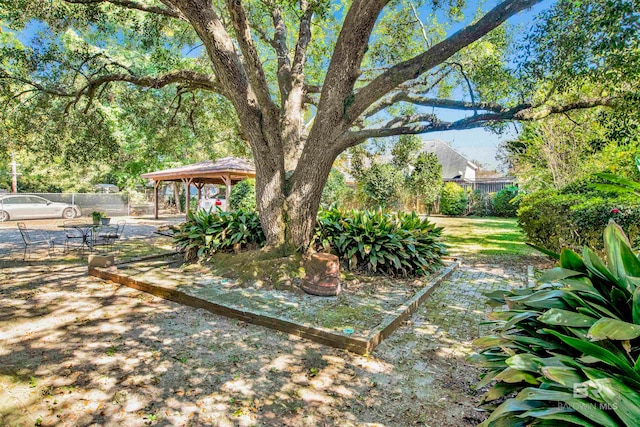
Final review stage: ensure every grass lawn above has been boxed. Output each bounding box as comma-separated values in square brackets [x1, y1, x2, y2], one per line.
[429, 216, 536, 259]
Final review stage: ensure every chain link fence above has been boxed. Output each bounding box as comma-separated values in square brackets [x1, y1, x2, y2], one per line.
[10, 193, 131, 217]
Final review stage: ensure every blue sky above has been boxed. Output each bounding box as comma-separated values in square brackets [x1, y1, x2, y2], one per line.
[431, 0, 556, 170]
[13, 0, 557, 171]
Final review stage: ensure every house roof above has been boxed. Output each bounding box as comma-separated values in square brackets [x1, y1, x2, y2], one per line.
[422, 139, 478, 179]
[141, 157, 256, 184]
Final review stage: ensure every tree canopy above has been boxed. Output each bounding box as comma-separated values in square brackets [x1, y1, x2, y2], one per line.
[1, 0, 638, 247]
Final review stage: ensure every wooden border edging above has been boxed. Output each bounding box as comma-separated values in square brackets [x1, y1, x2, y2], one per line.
[116, 251, 179, 266]
[89, 260, 459, 355]
[365, 261, 459, 352]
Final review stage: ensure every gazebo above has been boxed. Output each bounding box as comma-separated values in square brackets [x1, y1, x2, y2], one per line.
[141, 157, 256, 219]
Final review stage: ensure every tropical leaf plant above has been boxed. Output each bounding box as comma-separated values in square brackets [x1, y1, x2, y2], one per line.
[314, 208, 446, 276]
[174, 208, 265, 260]
[470, 222, 640, 427]
[592, 156, 640, 197]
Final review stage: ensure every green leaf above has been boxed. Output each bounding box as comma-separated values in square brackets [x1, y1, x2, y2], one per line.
[494, 367, 540, 385]
[506, 354, 540, 372]
[539, 267, 584, 283]
[538, 308, 597, 328]
[517, 388, 620, 427]
[588, 377, 640, 427]
[508, 290, 569, 310]
[544, 329, 638, 381]
[560, 249, 586, 272]
[633, 287, 640, 325]
[587, 318, 640, 341]
[526, 243, 560, 260]
[479, 398, 543, 427]
[482, 382, 522, 403]
[583, 247, 624, 290]
[540, 366, 584, 388]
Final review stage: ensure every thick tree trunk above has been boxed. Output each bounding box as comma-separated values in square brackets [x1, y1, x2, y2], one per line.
[284, 144, 337, 249]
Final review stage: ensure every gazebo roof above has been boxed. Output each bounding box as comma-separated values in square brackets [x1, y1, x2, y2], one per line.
[141, 157, 256, 184]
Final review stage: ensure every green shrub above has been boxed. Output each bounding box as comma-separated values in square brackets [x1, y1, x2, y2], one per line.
[491, 185, 519, 217]
[440, 182, 468, 215]
[229, 179, 256, 211]
[321, 169, 348, 208]
[358, 163, 404, 209]
[469, 190, 494, 217]
[470, 223, 640, 427]
[315, 208, 446, 276]
[518, 190, 640, 252]
[517, 189, 579, 252]
[174, 208, 265, 260]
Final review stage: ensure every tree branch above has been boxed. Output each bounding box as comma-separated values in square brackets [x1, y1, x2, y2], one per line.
[364, 92, 506, 119]
[445, 61, 477, 114]
[225, 0, 279, 115]
[270, 5, 293, 103]
[1, 69, 224, 111]
[346, 0, 543, 124]
[340, 96, 621, 149]
[62, 0, 183, 19]
[308, 0, 389, 141]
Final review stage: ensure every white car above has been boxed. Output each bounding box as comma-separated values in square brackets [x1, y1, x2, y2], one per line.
[0, 195, 80, 221]
[198, 197, 227, 212]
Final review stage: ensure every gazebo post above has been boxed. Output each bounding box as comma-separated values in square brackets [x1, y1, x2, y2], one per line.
[183, 178, 193, 219]
[196, 183, 203, 203]
[154, 180, 159, 220]
[222, 174, 231, 211]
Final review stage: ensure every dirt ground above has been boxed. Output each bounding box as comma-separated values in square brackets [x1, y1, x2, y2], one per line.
[0, 232, 548, 426]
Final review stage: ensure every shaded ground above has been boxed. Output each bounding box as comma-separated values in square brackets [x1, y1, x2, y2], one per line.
[0, 217, 552, 426]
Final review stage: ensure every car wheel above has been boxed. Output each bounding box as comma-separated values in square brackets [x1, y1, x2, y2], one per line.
[0, 210, 8, 222]
[62, 208, 76, 219]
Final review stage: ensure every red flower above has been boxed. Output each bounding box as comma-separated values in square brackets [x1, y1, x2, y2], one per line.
[611, 208, 620, 214]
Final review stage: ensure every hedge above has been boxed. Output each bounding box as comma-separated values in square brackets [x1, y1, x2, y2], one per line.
[518, 189, 640, 252]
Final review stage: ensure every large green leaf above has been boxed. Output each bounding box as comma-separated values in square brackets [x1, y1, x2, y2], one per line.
[541, 366, 585, 388]
[494, 367, 540, 385]
[560, 249, 587, 273]
[506, 354, 540, 372]
[483, 382, 523, 403]
[588, 377, 640, 427]
[517, 388, 620, 427]
[507, 290, 570, 310]
[539, 267, 584, 283]
[633, 287, 640, 325]
[545, 330, 638, 381]
[583, 247, 626, 291]
[524, 412, 599, 427]
[478, 398, 543, 427]
[587, 318, 640, 341]
[538, 308, 597, 328]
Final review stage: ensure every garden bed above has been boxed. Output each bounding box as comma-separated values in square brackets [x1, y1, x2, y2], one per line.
[89, 253, 458, 354]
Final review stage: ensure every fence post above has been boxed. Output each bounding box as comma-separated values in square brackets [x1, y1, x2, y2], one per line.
[72, 193, 75, 206]
[127, 193, 130, 217]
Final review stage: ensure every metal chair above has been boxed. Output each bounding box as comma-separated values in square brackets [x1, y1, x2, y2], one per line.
[63, 220, 86, 256]
[95, 220, 125, 252]
[17, 222, 55, 260]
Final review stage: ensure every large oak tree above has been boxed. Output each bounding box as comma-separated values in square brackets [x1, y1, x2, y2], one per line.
[1, 0, 636, 248]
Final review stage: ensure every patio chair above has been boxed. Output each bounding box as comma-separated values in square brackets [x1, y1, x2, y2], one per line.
[17, 222, 55, 260]
[63, 220, 87, 257]
[95, 220, 126, 252]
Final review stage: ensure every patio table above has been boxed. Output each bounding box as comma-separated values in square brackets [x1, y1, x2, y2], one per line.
[59, 223, 99, 252]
